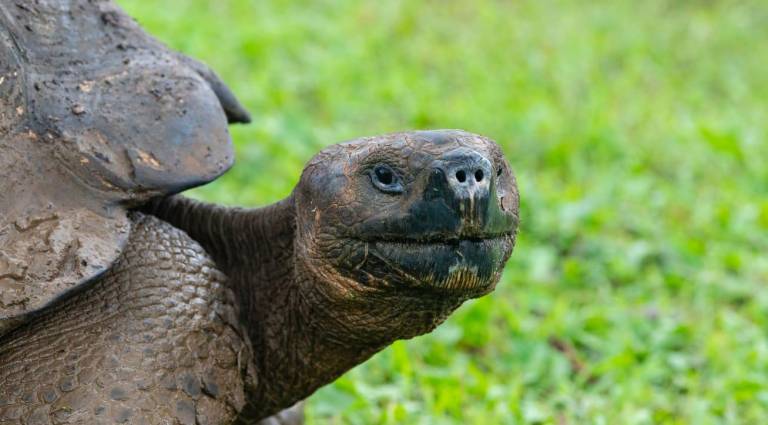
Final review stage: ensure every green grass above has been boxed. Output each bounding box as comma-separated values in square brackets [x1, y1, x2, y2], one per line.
[118, 1, 768, 423]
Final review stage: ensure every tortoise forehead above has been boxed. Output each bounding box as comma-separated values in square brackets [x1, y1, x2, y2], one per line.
[296, 129, 512, 222]
[311, 130, 503, 170]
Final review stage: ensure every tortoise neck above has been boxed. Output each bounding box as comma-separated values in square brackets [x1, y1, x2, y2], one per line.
[251, 265, 387, 417]
[142, 194, 296, 274]
[238, 203, 396, 417]
[143, 194, 385, 419]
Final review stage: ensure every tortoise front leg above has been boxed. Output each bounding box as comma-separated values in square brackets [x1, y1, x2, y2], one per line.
[0, 215, 258, 424]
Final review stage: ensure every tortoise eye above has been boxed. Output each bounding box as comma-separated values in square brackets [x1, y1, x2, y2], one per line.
[370, 164, 403, 194]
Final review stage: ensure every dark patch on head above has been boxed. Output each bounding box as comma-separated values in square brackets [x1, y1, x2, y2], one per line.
[40, 388, 58, 403]
[176, 399, 197, 425]
[52, 407, 72, 423]
[26, 407, 50, 424]
[180, 373, 202, 398]
[113, 407, 133, 423]
[135, 378, 153, 391]
[58, 377, 77, 393]
[110, 387, 128, 401]
[202, 374, 220, 398]
[160, 373, 177, 390]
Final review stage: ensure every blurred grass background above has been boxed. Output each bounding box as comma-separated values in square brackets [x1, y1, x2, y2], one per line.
[119, 1, 768, 423]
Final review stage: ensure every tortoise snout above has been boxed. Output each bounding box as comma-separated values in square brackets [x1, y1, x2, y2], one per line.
[432, 148, 493, 206]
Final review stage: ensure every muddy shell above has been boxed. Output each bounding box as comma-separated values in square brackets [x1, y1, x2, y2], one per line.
[0, 0, 249, 335]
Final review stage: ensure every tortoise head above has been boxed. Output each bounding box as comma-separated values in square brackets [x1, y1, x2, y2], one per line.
[293, 130, 519, 341]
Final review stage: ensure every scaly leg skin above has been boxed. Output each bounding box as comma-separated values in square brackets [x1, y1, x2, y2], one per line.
[0, 214, 285, 424]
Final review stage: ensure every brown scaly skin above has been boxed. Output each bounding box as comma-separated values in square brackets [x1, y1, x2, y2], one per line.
[0, 130, 519, 423]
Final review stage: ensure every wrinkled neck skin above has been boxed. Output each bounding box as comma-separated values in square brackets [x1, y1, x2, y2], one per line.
[145, 195, 453, 419]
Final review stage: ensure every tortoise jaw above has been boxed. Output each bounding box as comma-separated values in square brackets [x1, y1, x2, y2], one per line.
[357, 233, 514, 295]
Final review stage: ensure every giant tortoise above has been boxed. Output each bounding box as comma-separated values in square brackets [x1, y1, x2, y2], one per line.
[0, 1, 520, 423]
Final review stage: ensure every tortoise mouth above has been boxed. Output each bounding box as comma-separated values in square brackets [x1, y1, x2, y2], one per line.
[353, 233, 514, 294]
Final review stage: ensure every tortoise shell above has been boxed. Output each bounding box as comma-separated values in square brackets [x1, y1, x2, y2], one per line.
[0, 0, 249, 335]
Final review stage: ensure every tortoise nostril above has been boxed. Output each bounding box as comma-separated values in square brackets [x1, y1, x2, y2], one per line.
[433, 147, 493, 197]
[454, 169, 485, 183]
